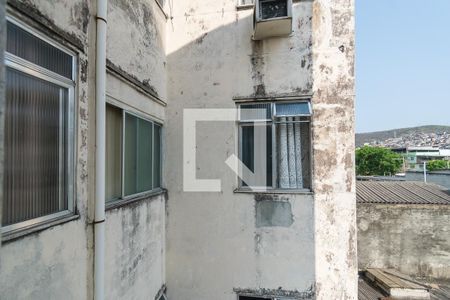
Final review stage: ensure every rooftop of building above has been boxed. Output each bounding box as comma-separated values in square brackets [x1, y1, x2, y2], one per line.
[356, 180, 450, 205]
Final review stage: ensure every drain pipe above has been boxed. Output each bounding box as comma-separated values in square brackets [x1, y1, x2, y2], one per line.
[94, 0, 107, 299]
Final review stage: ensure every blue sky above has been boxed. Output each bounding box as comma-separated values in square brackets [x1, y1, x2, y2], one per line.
[356, 0, 450, 133]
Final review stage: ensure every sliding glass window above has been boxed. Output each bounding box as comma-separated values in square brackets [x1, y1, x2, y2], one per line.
[2, 18, 76, 233]
[106, 105, 163, 203]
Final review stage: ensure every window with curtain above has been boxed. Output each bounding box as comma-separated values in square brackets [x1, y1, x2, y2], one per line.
[238, 101, 311, 190]
[105, 104, 163, 203]
[2, 19, 76, 231]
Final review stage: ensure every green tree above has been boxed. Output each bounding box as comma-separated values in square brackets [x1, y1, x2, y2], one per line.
[426, 160, 450, 171]
[356, 146, 403, 176]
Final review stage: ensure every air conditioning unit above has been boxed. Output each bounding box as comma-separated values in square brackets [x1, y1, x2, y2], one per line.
[253, 0, 293, 40]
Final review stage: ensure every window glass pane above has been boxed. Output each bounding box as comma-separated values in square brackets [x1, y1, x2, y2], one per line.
[3, 68, 67, 226]
[105, 105, 122, 202]
[300, 120, 311, 189]
[240, 103, 271, 121]
[275, 102, 311, 117]
[136, 118, 153, 193]
[124, 113, 154, 196]
[6, 21, 73, 79]
[153, 124, 162, 189]
[240, 124, 272, 187]
[124, 114, 138, 196]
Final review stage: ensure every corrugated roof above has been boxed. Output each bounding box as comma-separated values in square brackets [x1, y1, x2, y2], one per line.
[356, 181, 450, 205]
[358, 278, 387, 300]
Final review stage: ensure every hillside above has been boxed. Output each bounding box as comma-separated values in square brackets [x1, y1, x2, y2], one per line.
[356, 125, 450, 148]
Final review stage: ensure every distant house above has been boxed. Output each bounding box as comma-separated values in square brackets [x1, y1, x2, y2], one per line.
[392, 147, 450, 170]
[356, 180, 450, 280]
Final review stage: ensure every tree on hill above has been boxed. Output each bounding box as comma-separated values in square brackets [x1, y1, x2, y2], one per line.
[426, 160, 450, 171]
[356, 146, 403, 176]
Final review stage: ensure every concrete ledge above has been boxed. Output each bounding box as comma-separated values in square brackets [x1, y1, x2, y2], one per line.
[106, 189, 167, 211]
[2, 214, 80, 243]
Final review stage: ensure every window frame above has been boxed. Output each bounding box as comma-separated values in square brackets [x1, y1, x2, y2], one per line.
[2, 16, 77, 235]
[236, 0, 255, 9]
[106, 103, 164, 206]
[237, 100, 312, 193]
[237, 295, 297, 300]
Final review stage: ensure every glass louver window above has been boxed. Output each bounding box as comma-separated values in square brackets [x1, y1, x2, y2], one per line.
[238, 102, 311, 190]
[2, 19, 75, 230]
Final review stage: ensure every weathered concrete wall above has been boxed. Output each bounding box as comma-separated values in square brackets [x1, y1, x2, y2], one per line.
[357, 203, 450, 280]
[1, 0, 167, 299]
[166, 1, 315, 299]
[311, 0, 357, 298]
[406, 171, 450, 190]
[105, 194, 166, 300]
[0, 220, 89, 299]
[1, 1, 93, 298]
[104, 2, 167, 297]
[166, 0, 355, 299]
[107, 0, 167, 100]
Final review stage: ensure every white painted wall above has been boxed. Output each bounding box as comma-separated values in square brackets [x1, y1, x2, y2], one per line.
[1, 0, 356, 299]
[311, 0, 357, 298]
[1, 1, 167, 299]
[165, 0, 356, 299]
[105, 195, 166, 300]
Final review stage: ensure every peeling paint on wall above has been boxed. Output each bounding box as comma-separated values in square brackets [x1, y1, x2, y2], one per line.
[255, 199, 294, 228]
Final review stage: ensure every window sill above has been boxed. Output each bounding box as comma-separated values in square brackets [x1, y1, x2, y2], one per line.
[1, 213, 79, 243]
[106, 188, 167, 211]
[234, 188, 313, 195]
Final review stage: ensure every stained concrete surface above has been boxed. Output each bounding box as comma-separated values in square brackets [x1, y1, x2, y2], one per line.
[358, 203, 450, 280]
[256, 199, 294, 228]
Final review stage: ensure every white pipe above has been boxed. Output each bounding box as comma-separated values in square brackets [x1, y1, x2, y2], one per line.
[423, 161, 427, 183]
[95, 0, 107, 299]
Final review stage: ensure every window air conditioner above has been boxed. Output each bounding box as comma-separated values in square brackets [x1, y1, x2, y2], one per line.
[253, 0, 293, 40]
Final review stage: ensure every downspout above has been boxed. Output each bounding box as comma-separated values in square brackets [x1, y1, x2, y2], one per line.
[95, 0, 107, 299]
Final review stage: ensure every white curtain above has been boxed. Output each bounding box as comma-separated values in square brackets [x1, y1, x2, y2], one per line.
[278, 117, 303, 189]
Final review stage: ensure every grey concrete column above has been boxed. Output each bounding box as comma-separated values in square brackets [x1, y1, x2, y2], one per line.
[311, 0, 358, 298]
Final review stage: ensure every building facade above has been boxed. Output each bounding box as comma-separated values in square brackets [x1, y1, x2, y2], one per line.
[0, 1, 356, 299]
